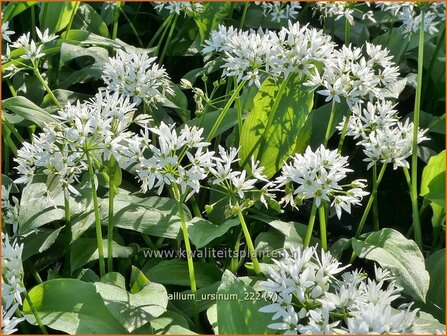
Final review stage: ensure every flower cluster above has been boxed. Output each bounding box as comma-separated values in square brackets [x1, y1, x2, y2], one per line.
[339, 100, 429, 170]
[102, 49, 174, 106]
[305, 42, 400, 108]
[312, 2, 375, 26]
[275, 145, 368, 218]
[126, 122, 214, 201]
[13, 90, 140, 205]
[2, 234, 25, 335]
[377, 2, 445, 38]
[260, 245, 420, 334]
[203, 21, 334, 88]
[208, 146, 274, 212]
[153, 2, 204, 16]
[255, 2, 302, 22]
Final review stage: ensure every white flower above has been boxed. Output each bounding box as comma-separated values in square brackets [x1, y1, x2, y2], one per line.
[2, 20, 14, 42]
[276, 145, 368, 216]
[153, 2, 204, 16]
[36, 27, 58, 43]
[102, 49, 174, 106]
[260, 245, 419, 334]
[21, 39, 45, 62]
[256, 2, 301, 23]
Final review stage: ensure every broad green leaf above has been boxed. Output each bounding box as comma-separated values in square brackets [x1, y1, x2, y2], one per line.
[130, 266, 151, 294]
[72, 3, 109, 37]
[172, 281, 221, 317]
[42, 89, 91, 109]
[216, 270, 271, 334]
[2, 2, 36, 21]
[2, 96, 59, 128]
[143, 260, 221, 288]
[194, 2, 232, 42]
[39, 2, 80, 34]
[150, 311, 196, 335]
[413, 311, 445, 333]
[95, 273, 168, 332]
[352, 228, 429, 302]
[239, 75, 314, 177]
[99, 192, 190, 239]
[2, 175, 19, 193]
[207, 304, 219, 334]
[187, 218, 239, 249]
[185, 108, 238, 140]
[70, 238, 136, 272]
[22, 279, 127, 334]
[418, 249, 445, 323]
[19, 181, 91, 234]
[420, 150, 445, 208]
[21, 227, 64, 261]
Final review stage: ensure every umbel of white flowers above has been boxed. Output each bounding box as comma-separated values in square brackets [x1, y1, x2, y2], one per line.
[339, 99, 429, 170]
[275, 145, 369, 219]
[2, 234, 25, 335]
[259, 245, 420, 334]
[102, 49, 174, 106]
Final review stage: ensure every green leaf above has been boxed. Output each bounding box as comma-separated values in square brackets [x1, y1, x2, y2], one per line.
[143, 260, 221, 288]
[187, 218, 239, 249]
[150, 311, 196, 335]
[418, 249, 445, 323]
[2, 96, 59, 128]
[185, 108, 238, 140]
[216, 270, 271, 334]
[2, 2, 36, 21]
[21, 227, 64, 261]
[352, 228, 429, 302]
[99, 192, 190, 239]
[420, 150, 446, 208]
[207, 304, 219, 334]
[22, 279, 127, 334]
[72, 3, 109, 37]
[70, 238, 136, 272]
[130, 266, 151, 294]
[39, 2, 79, 34]
[194, 2, 232, 42]
[2, 175, 19, 193]
[172, 282, 221, 317]
[95, 273, 168, 332]
[239, 75, 314, 177]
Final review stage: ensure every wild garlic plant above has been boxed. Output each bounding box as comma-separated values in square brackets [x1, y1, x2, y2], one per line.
[259, 246, 420, 334]
[207, 145, 274, 274]
[275, 145, 368, 250]
[2, 233, 47, 334]
[338, 99, 429, 238]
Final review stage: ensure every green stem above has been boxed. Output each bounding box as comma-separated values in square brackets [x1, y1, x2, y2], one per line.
[190, 195, 202, 218]
[230, 228, 243, 273]
[372, 164, 379, 231]
[337, 109, 351, 153]
[303, 201, 318, 248]
[234, 77, 243, 140]
[237, 210, 261, 275]
[403, 167, 412, 191]
[33, 67, 62, 109]
[107, 180, 115, 273]
[239, 2, 250, 29]
[318, 205, 327, 251]
[410, 15, 425, 250]
[63, 192, 72, 277]
[86, 153, 106, 277]
[112, 2, 122, 40]
[159, 14, 178, 64]
[6, 78, 17, 96]
[120, 5, 144, 47]
[344, 19, 350, 46]
[30, 5, 36, 41]
[63, 1, 80, 38]
[355, 163, 387, 237]
[206, 80, 246, 142]
[323, 99, 337, 147]
[23, 286, 48, 334]
[147, 14, 173, 48]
